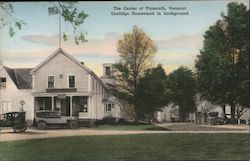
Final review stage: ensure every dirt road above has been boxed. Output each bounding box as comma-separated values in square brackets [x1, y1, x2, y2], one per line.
[0, 124, 249, 142]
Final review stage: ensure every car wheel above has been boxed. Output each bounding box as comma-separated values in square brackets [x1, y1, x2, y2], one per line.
[20, 126, 27, 132]
[37, 121, 47, 130]
[69, 120, 78, 129]
[13, 125, 22, 133]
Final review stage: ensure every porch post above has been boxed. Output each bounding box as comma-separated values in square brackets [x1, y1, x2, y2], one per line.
[89, 96, 92, 119]
[31, 97, 34, 120]
[115, 104, 118, 122]
[70, 96, 72, 116]
[51, 96, 54, 111]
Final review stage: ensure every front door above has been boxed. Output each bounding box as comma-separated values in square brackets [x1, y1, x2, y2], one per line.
[54, 97, 70, 116]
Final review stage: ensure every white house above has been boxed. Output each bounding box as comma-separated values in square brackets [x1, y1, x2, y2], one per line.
[156, 94, 250, 124]
[0, 61, 33, 122]
[156, 104, 180, 122]
[0, 49, 123, 124]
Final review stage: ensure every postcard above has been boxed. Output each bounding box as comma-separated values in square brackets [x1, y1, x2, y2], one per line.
[0, 1, 249, 161]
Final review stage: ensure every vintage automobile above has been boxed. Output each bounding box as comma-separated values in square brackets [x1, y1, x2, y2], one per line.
[208, 112, 224, 125]
[33, 111, 78, 130]
[0, 111, 27, 133]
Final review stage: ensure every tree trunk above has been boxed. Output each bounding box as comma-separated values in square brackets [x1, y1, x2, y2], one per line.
[231, 103, 236, 119]
[221, 104, 226, 120]
[179, 109, 186, 122]
[134, 102, 140, 122]
[133, 74, 138, 122]
[222, 104, 226, 114]
[134, 107, 139, 122]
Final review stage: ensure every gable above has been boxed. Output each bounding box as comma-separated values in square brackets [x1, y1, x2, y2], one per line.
[31, 48, 108, 91]
[1, 66, 32, 89]
[31, 48, 90, 74]
[35, 51, 89, 75]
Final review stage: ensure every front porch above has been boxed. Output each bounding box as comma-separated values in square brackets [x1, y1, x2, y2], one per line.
[34, 95, 91, 119]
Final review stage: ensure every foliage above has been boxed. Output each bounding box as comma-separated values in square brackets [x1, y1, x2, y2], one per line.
[195, 23, 232, 105]
[57, 1, 88, 44]
[136, 64, 168, 120]
[165, 66, 196, 121]
[195, 2, 249, 119]
[112, 25, 157, 120]
[0, 1, 88, 44]
[0, 2, 26, 37]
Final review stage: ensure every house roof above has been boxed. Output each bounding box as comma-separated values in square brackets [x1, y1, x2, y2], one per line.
[3, 66, 33, 89]
[30, 48, 109, 91]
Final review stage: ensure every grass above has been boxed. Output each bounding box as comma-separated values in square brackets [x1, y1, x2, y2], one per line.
[95, 122, 168, 131]
[0, 133, 249, 160]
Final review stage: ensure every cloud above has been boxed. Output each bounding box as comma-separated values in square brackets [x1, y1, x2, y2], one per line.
[1, 32, 202, 74]
[22, 35, 57, 46]
[21, 32, 122, 56]
[156, 51, 198, 60]
[156, 34, 203, 49]
[21, 32, 203, 56]
[0, 49, 56, 58]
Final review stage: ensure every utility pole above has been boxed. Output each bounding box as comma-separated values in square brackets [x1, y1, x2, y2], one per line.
[48, 6, 61, 48]
[59, 11, 61, 48]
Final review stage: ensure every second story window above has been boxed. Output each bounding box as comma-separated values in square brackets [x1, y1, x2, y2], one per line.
[48, 76, 54, 88]
[69, 76, 75, 88]
[105, 103, 112, 112]
[0, 77, 6, 89]
[105, 66, 111, 76]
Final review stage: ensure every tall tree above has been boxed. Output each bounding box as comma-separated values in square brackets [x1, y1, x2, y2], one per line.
[112, 25, 157, 120]
[0, 2, 88, 44]
[195, 2, 249, 120]
[165, 66, 196, 121]
[137, 64, 167, 121]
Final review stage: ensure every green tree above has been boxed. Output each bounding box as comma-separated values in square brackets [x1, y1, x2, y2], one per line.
[0, 1, 88, 44]
[195, 2, 249, 120]
[112, 25, 157, 120]
[136, 64, 168, 121]
[165, 66, 196, 121]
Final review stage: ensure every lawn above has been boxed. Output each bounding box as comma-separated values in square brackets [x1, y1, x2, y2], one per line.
[95, 122, 168, 131]
[0, 133, 249, 160]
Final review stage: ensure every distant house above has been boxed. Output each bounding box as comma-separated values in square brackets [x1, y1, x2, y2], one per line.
[193, 99, 250, 124]
[0, 49, 123, 124]
[156, 94, 250, 124]
[156, 104, 179, 122]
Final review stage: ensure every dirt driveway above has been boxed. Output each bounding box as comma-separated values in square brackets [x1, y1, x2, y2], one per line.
[0, 123, 249, 142]
[156, 122, 250, 131]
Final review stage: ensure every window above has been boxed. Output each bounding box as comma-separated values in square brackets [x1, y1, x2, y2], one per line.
[48, 76, 54, 88]
[73, 96, 88, 113]
[105, 103, 113, 112]
[1, 101, 12, 113]
[69, 76, 75, 88]
[80, 98, 88, 112]
[105, 66, 111, 76]
[0, 77, 6, 89]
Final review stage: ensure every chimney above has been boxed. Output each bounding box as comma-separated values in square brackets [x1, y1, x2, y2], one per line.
[80, 62, 84, 65]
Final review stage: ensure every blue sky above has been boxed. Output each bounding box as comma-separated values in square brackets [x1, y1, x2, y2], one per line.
[0, 1, 248, 76]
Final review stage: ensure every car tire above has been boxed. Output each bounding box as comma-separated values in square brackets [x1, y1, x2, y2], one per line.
[69, 120, 78, 129]
[20, 126, 27, 132]
[37, 121, 47, 130]
[13, 125, 22, 133]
